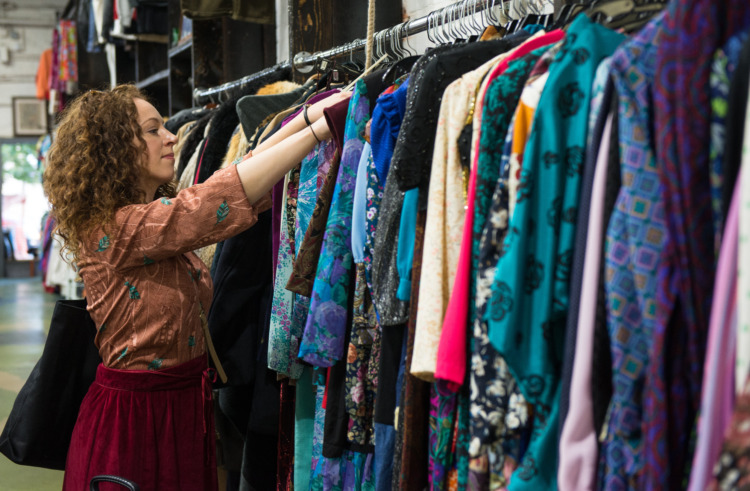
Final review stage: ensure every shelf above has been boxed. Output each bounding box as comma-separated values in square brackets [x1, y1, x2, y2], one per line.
[136, 68, 170, 89]
[110, 32, 169, 44]
[169, 38, 193, 58]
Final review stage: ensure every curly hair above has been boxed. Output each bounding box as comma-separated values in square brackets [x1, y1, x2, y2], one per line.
[43, 84, 177, 264]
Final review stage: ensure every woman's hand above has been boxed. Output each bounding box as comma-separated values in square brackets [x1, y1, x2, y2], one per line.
[305, 91, 352, 123]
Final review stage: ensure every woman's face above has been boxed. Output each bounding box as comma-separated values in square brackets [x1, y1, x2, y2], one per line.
[134, 98, 177, 199]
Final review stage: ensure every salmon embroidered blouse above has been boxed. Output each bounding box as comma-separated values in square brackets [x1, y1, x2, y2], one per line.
[77, 165, 271, 370]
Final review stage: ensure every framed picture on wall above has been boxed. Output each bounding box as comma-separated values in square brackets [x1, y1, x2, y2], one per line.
[12, 97, 47, 136]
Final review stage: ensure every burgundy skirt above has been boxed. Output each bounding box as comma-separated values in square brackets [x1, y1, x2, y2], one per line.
[63, 355, 218, 491]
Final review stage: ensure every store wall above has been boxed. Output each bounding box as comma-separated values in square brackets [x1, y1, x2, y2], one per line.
[276, 0, 460, 64]
[0, 1, 66, 139]
[403, 0, 456, 18]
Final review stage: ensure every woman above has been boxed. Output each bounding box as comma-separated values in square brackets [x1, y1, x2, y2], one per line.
[43, 84, 348, 490]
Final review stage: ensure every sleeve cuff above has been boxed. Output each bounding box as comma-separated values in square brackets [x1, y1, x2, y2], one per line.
[396, 277, 412, 302]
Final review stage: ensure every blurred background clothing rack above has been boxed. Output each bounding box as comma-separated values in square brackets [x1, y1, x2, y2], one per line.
[193, 0, 510, 106]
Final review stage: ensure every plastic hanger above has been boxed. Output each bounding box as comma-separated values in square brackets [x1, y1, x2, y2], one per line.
[343, 55, 389, 92]
[380, 24, 418, 85]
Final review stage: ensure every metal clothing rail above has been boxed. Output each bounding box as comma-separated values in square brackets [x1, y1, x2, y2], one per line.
[193, 0, 503, 105]
[193, 62, 293, 105]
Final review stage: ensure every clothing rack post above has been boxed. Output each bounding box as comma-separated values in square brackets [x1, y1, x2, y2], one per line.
[192, 0, 499, 105]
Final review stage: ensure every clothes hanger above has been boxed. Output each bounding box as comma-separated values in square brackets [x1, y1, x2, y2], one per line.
[401, 20, 418, 56]
[440, 7, 453, 43]
[466, 0, 483, 42]
[455, 1, 474, 43]
[518, 1, 551, 31]
[432, 9, 449, 45]
[550, 1, 587, 30]
[343, 54, 389, 92]
[382, 23, 420, 85]
[426, 10, 438, 46]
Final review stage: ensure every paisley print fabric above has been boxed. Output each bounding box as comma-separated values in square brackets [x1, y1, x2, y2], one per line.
[647, 0, 749, 486]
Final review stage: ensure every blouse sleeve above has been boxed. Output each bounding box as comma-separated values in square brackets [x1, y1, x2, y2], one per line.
[87, 165, 270, 271]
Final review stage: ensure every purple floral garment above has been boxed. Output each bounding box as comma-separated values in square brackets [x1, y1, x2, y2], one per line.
[299, 80, 371, 367]
[291, 141, 335, 357]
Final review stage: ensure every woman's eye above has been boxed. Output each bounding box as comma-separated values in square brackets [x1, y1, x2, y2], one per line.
[147, 129, 159, 135]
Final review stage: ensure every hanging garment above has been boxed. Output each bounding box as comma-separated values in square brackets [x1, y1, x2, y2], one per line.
[487, 15, 625, 491]
[195, 97, 246, 184]
[394, 209, 431, 491]
[464, 41, 562, 489]
[285, 94, 348, 297]
[596, 15, 663, 489]
[35, 49, 53, 100]
[176, 112, 214, 182]
[688, 169, 740, 490]
[705, 171, 742, 490]
[207, 206, 273, 385]
[236, 81, 308, 139]
[736, 39, 750, 397]
[708, 32, 748, 258]
[557, 111, 613, 491]
[396, 187, 418, 301]
[558, 58, 613, 438]
[436, 29, 564, 392]
[299, 79, 372, 367]
[412, 50, 511, 382]
[645, 0, 750, 486]
[269, 173, 303, 378]
[290, 140, 337, 372]
[347, 144, 381, 451]
[58, 20, 78, 83]
[372, 46, 455, 327]
[721, 35, 750, 224]
[390, 34, 530, 203]
[375, 35, 530, 330]
[367, 79, 409, 295]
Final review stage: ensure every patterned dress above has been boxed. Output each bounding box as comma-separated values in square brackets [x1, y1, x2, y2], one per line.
[300, 80, 371, 367]
[487, 16, 625, 490]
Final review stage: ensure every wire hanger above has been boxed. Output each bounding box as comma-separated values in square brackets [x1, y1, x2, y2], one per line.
[343, 54, 389, 92]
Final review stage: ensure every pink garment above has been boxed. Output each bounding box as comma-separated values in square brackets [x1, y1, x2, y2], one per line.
[58, 20, 78, 82]
[434, 29, 565, 391]
[687, 169, 741, 491]
[557, 115, 612, 490]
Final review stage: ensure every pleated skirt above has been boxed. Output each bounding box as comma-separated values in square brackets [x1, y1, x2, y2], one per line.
[63, 354, 218, 491]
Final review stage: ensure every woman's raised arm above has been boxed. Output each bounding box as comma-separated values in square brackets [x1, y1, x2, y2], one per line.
[235, 91, 350, 203]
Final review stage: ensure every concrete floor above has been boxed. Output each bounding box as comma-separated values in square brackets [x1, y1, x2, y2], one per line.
[0, 277, 65, 490]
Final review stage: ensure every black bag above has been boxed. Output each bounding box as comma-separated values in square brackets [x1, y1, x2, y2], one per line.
[0, 298, 102, 470]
